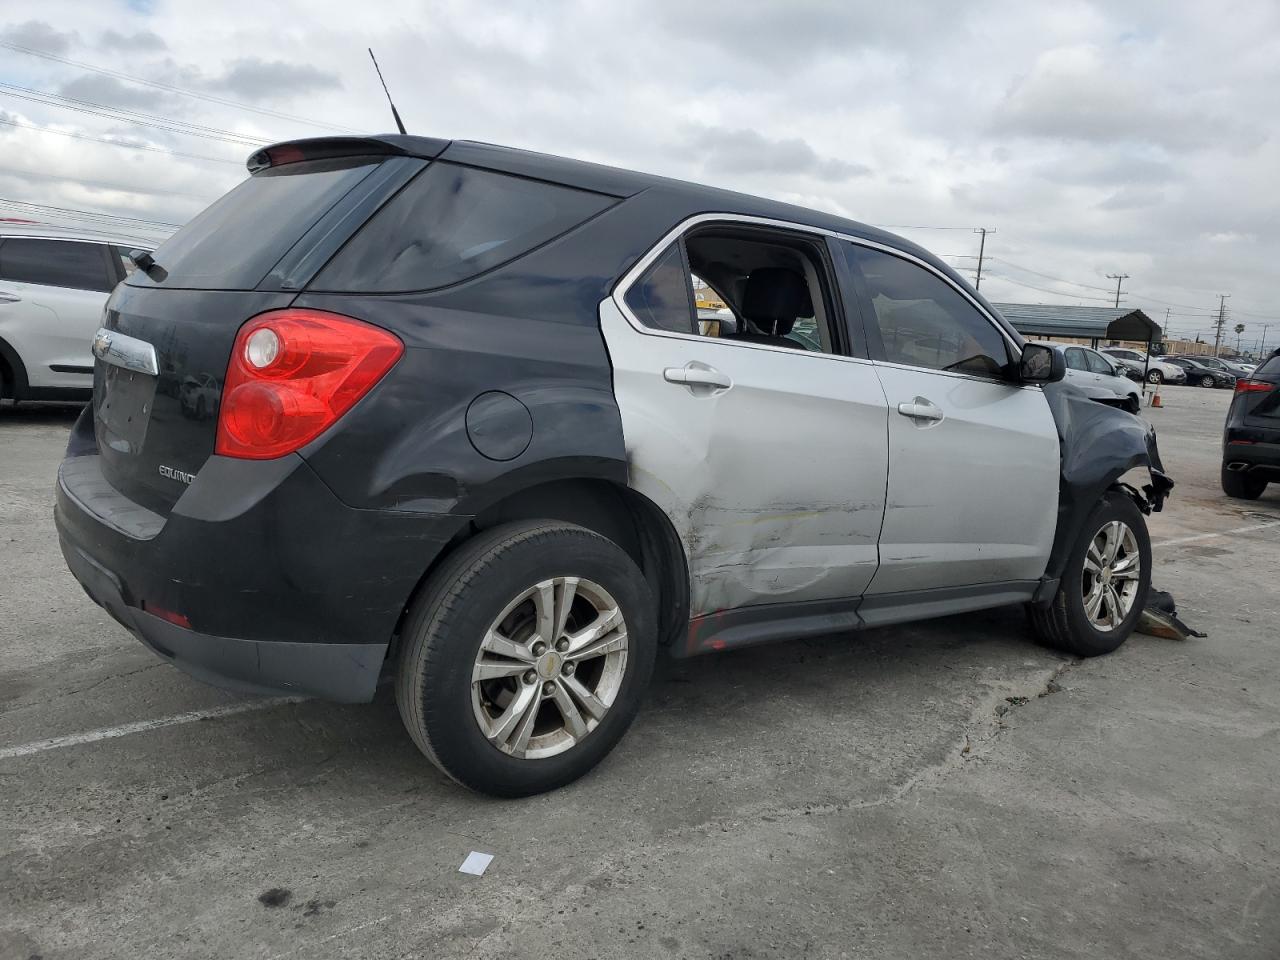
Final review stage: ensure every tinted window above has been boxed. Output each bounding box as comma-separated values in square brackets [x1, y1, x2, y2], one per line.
[0, 238, 113, 292]
[1065, 348, 1088, 371]
[1085, 350, 1115, 375]
[314, 163, 614, 292]
[624, 243, 695, 334]
[845, 245, 1010, 376]
[135, 157, 381, 290]
[1255, 354, 1280, 378]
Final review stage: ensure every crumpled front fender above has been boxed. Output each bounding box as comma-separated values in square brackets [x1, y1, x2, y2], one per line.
[1040, 381, 1174, 586]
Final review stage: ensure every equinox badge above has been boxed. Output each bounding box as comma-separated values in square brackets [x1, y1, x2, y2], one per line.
[158, 465, 196, 485]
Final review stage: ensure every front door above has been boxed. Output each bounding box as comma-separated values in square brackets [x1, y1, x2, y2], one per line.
[838, 241, 1060, 595]
[602, 227, 889, 617]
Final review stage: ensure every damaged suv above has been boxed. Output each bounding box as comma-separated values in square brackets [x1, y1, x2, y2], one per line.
[55, 136, 1172, 796]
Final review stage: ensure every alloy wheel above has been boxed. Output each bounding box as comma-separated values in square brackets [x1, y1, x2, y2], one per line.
[1082, 520, 1142, 632]
[471, 576, 629, 759]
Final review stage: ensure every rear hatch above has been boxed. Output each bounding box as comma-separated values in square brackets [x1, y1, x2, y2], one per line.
[94, 144, 432, 515]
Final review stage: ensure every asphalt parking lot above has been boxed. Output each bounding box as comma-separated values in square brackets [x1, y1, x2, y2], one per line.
[2, 388, 1278, 960]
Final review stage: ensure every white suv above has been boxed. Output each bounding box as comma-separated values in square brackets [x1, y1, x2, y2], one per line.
[0, 227, 150, 404]
[1101, 347, 1187, 385]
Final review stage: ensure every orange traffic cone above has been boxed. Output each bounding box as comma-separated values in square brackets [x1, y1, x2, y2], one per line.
[1150, 384, 1163, 408]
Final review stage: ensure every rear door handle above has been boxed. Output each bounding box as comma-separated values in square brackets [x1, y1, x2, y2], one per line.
[897, 398, 944, 422]
[0, 292, 20, 304]
[664, 365, 732, 391]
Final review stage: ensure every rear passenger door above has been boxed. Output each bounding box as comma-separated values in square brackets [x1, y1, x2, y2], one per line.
[0, 238, 118, 389]
[838, 241, 1060, 598]
[603, 221, 889, 618]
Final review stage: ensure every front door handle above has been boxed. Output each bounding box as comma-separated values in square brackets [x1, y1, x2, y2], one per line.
[664, 365, 732, 391]
[897, 398, 944, 423]
[0, 292, 20, 304]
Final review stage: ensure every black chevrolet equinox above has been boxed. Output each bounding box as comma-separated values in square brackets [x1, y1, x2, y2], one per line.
[56, 135, 1171, 795]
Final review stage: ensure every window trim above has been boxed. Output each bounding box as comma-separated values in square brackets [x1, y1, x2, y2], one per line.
[0, 236, 116, 293]
[612, 213, 1021, 375]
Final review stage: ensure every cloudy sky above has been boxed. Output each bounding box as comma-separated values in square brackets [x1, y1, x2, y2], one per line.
[2, 0, 1277, 350]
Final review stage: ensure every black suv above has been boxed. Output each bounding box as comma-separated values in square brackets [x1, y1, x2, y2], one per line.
[55, 136, 1170, 795]
[1222, 349, 1280, 499]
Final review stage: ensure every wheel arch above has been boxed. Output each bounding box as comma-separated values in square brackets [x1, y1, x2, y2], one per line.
[389, 476, 690, 659]
[0, 335, 30, 400]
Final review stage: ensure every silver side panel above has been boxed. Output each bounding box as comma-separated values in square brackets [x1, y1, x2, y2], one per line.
[600, 297, 889, 617]
[868, 364, 1060, 594]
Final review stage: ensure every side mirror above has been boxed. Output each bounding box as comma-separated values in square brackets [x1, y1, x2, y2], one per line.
[1018, 343, 1065, 383]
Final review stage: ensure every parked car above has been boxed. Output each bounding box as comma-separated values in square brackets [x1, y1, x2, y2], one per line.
[1165, 356, 1237, 389]
[1101, 347, 1187, 385]
[1034, 341, 1141, 412]
[1222, 350, 1280, 499]
[1170, 354, 1244, 380]
[54, 135, 1173, 796]
[0, 225, 152, 404]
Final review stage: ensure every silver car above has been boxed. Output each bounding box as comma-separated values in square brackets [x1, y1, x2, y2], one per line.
[0, 227, 151, 403]
[1101, 347, 1187, 385]
[1035, 341, 1141, 413]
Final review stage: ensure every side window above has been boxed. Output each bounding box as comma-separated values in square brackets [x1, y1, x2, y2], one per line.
[1084, 350, 1114, 375]
[844, 244, 1010, 376]
[112, 245, 148, 279]
[624, 243, 695, 334]
[0, 238, 114, 292]
[1065, 348, 1089, 371]
[624, 228, 845, 355]
[313, 163, 614, 292]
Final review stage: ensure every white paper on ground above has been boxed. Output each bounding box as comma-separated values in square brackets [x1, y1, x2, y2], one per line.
[459, 851, 494, 876]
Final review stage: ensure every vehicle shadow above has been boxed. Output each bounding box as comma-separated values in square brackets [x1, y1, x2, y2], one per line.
[0, 401, 85, 426]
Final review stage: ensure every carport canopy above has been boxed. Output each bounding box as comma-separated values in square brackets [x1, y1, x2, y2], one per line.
[992, 303, 1161, 344]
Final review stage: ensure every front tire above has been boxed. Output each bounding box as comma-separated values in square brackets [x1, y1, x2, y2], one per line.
[1146, 370, 1163, 384]
[1200, 375, 1216, 388]
[1221, 464, 1268, 500]
[396, 520, 656, 797]
[1030, 491, 1152, 657]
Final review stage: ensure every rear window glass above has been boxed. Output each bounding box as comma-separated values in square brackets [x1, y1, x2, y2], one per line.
[624, 243, 695, 334]
[1256, 354, 1280, 377]
[132, 157, 380, 290]
[0, 238, 114, 292]
[311, 163, 614, 292]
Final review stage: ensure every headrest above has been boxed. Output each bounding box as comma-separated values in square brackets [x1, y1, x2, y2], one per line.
[741, 268, 812, 336]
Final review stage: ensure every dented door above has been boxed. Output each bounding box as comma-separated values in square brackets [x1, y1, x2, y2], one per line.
[600, 297, 888, 617]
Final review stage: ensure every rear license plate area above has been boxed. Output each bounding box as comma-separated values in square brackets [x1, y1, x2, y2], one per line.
[96, 364, 158, 454]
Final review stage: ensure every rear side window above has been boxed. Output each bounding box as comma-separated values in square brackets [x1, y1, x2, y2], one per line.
[1065, 348, 1088, 371]
[624, 243, 695, 334]
[1085, 350, 1115, 375]
[0, 238, 114, 292]
[134, 157, 382, 290]
[312, 164, 614, 292]
[1256, 354, 1280, 378]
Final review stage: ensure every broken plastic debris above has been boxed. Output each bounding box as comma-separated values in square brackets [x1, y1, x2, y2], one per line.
[459, 851, 494, 876]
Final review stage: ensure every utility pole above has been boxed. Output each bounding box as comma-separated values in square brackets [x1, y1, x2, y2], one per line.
[1106, 273, 1130, 308]
[1163, 308, 1171, 341]
[972, 227, 995, 290]
[1212, 294, 1230, 357]
[1260, 324, 1270, 357]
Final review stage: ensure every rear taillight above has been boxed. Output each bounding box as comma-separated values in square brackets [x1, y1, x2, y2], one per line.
[1234, 379, 1273, 394]
[215, 309, 403, 459]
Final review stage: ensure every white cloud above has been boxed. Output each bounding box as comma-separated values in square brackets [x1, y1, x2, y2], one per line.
[0, 0, 1276, 345]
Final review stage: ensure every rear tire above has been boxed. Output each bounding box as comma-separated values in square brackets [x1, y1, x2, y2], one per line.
[1221, 464, 1268, 500]
[1146, 370, 1163, 384]
[1030, 491, 1151, 657]
[395, 520, 656, 797]
[1200, 375, 1216, 388]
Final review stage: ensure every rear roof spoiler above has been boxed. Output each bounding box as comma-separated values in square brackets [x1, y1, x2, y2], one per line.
[247, 135, 452, 173]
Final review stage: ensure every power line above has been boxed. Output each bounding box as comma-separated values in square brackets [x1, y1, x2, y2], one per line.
[0, 116, 243, 165]
[0, 81, 268, 145]
[988, 257, 1114, 293]
[0, 164, 221, 203]
[0, 87, 265, 147]
[0, 197, 181, 229]
[872, 223, 978, 231]
[983, 271, 1115, 302]
[0, 39, 363, 134]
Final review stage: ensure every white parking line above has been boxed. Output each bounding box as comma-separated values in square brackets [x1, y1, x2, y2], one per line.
[0, 696, 306, 760]
[1154, 520, 1280, 548]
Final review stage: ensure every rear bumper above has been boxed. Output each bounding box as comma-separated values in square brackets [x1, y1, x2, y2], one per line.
[1224, 439, 1280, 477]
[55, 448, 467, 702]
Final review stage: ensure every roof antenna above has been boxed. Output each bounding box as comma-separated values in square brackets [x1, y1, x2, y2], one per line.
[368, 48, 407, 135]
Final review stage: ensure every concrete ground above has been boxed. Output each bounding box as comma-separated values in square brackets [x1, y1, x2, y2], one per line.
[1, 388, 1277, 960]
